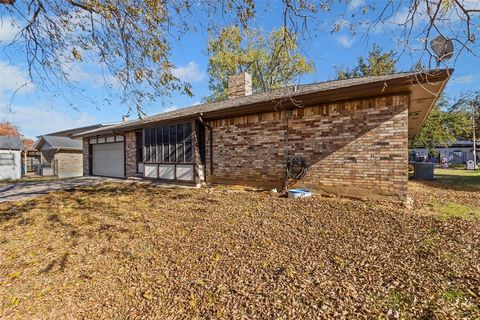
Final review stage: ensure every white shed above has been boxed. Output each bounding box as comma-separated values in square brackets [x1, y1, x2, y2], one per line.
[0, 136, 24, 180]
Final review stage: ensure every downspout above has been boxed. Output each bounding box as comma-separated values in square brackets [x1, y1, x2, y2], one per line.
[198, 115, 213, 177]
[283, 110, 291, 192]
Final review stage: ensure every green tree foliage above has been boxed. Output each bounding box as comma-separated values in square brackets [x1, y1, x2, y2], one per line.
[410, 96, 472, 150]
[206, 26, 314, 101]
[449, 92, 480, 136]
[335, 44, 397, 80]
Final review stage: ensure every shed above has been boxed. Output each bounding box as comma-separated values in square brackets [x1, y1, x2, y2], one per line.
[0, 136, 24, 180]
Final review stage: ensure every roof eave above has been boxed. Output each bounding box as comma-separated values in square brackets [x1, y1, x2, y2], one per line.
[73, 69, 453, 138]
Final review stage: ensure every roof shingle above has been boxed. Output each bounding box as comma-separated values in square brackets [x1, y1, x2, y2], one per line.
[0, 136, 24, 150]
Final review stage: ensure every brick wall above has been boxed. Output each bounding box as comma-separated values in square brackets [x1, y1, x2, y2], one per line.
[205, 94, 409, 200]
[205, 112, 286, 188]
[82, 139, 89, 176]
[124, 132, 137, 178]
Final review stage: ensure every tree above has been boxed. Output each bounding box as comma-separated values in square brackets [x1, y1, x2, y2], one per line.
[1, 1, 478, 112]
[335, 44, 397, 80]
[206, 26, 314, 101]
[449, 91, 480, 136]
[22, 138, 35, 149]
[410, 96, 472, 150]
[0, 121, 20, 136]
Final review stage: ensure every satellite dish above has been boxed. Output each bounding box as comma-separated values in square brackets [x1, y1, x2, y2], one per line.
[430, 36, 454, 62]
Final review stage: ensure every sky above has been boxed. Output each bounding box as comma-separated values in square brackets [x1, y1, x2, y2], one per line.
[0, 0, 479, 138]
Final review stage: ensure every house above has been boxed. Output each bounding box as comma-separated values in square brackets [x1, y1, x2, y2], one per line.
[410, 140, 479, 164]
[34, 123, 117, 178]
[0, 136, 24, 180]
[73, 70, 452, 201]
[34, 135, 84, 178]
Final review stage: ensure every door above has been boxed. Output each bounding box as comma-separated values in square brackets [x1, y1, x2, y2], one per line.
[92, 142, 125, 178]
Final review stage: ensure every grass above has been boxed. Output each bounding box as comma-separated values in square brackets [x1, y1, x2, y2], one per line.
[0, 181, 479, 319]
[432, 168, 480, 190]
[432, 201, 480, 221]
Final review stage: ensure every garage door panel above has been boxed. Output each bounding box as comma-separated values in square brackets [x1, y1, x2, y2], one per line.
[92, 142, 124, 178]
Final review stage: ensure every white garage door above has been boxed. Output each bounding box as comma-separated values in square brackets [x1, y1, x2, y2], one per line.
[92, 142, 124, 178]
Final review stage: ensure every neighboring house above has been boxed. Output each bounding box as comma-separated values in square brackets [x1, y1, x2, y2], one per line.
[73, 70, 452, 201]
[410, 140, 480, 164]
[34, 123, 119, 178]
[34, 135, 84, 178]
[0, 136, 24, 180]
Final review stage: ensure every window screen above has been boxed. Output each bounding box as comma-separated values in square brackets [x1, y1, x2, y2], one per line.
[143, 122, 194, 164]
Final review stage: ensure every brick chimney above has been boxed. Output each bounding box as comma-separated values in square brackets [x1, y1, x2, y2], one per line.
[228, 72, 252, 99]
[122, 115, 129, 122]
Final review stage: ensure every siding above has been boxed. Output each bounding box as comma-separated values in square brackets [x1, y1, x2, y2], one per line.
[54, 152, 83, 178]
[0, 150, 22, 180]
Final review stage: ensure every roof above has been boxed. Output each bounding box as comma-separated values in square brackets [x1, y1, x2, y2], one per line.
[73, 69, 453, 139]
[414, 140, 479, 148]
[0, 136, 24, 150]
[34, 135, 82, 151]
[42, 122, 119, 138]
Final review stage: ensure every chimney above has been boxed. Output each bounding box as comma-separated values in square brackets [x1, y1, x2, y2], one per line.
[122, 115, 129, 122]
[228, 72, 252, 99]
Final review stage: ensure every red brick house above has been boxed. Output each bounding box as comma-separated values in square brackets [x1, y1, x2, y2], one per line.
[74, 70, 452, 201]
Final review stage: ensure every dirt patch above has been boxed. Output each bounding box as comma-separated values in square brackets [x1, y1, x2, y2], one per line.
[0, 182, 479, 319]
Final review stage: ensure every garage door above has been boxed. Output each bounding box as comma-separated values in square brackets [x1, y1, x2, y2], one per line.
[92, 142, 124, 178]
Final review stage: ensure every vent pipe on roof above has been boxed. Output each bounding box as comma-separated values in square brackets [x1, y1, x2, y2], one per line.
[228, 72, 252, 99]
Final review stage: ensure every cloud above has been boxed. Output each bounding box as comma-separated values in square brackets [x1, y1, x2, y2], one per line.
[172, 61, 206, 82]
[0, 103, 96, 138]
[451, 75, 476, 84]
[63, 62, 118, 88]
[348, 0, 364, 9]
[162, 106, 178, 113]
[0, 61, 34, 99]
[161, 101, 201, 113]
[0, 18, 20, 42]
[334, 35, 354, 48]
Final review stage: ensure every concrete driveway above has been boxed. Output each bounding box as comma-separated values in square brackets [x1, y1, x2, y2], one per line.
[0, 177, 115, 203]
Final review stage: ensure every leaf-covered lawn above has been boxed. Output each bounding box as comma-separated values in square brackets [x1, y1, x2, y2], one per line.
[0, 182, 479, 319]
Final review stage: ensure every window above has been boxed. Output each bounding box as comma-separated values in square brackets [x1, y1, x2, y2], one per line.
[156, 128, 162, 162]
[185, 123, 193, 162]
[143, 122, 194, 163]
[145, 128, 151, 162]
[163, 126, 169, 162]
[169, 125, 176, 162]
[452, 150, 464, 164]
[0, 153, 14, 166]
[151, 128, 156, 162]
[177, 124, 184, 163]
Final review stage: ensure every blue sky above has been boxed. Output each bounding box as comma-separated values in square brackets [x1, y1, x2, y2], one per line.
[0, 1, 479, 138]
